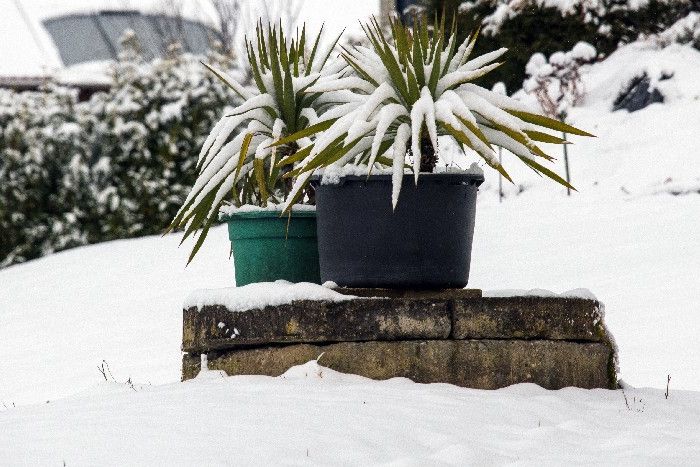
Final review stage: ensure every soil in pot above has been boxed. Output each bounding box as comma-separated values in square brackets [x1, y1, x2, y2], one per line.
[225, 209, 321, 286]
[313, 172, 484, 289]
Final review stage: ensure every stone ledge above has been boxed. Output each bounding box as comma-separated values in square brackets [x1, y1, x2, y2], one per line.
[182, 339, 616, 390]
[183, 298, 451, 352]
[453, 296, 604, 341]
[181, 291, 617, 390]
[183, 295, 606, 353]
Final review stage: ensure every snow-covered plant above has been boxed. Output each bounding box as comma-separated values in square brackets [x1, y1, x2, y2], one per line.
[458, 0, 611, 36]
[169, 22, 343, 262]
[457, 0, 691, 39]
[428, 0, 689, 92]
[524, 42, 597, 120]
[1, 31, 238, 268]
[280, 17, 593, 209]
[0, 86, 93, 267]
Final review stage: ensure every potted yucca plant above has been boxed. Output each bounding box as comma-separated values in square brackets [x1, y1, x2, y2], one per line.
[168, 22, 343, 286]
[277, 17, 593, 288]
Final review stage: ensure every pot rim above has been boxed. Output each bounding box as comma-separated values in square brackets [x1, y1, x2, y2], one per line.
[221, 208, 316, 221]
[312, 171, 485, 187]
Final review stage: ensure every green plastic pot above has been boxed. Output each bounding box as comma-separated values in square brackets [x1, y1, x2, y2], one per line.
[225, 209, 321, 286]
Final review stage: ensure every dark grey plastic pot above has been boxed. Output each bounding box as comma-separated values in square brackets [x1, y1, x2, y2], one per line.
[312, 172, 484, 289]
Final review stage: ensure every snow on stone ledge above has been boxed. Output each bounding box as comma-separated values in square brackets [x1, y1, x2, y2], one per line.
[483, 288, 598, 300]
[184, 283, 599, 312]
[184, 280, 354, 312]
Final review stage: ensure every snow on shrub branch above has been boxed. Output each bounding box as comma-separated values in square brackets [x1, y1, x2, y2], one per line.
[524, 42, 597, 119]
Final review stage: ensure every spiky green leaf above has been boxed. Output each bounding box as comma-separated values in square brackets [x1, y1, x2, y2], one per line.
[507, 110, 595, 137]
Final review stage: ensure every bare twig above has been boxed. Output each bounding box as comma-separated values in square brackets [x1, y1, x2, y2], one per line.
[98, 360, 139, 391]
[209, 0, 242, 56]
[97, 361, 109, 382]
[126, 377, 137, 392]
[621, 386, 630, 410]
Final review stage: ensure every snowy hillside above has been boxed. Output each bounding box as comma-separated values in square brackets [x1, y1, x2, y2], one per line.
[557, 42, 700, 194]
[452, 41, 700, 197]
[0, 226, 231, 407]
[1, 39, 699, 463]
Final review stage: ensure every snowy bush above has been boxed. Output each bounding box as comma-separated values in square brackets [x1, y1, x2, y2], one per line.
[521, 42, 596, 193]
[87, 32, 240, 242]
[424, 0, 693, 91]
[0, 32, 240, 268]
[654, 12, 700, 48]
[459, 0, 693, 38]
[0, 87, 93, 267]
[282, 17, 593, 209]
[524, 42, 597, 119]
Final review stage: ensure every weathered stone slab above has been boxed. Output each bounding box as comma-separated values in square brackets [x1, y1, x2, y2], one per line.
[335, 288, 482, 299]
[182, 298, 451, 352]
[453, 296, 606, 342]
[182, 290, 618, 389]
[184, 294, 607, 353]
[182, 339, 615, 390]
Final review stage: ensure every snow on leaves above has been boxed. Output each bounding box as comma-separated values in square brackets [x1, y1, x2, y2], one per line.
[170, 23, 347, 262]
[279, 16, 592, 210]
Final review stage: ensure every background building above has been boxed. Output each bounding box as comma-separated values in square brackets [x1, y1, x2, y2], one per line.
[0, 1, 220, 97]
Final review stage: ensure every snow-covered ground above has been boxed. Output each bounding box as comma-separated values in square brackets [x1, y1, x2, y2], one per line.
[1, 39, 699, 462]
[2, 361, 700, 465]
[0, 225, 230, 407]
